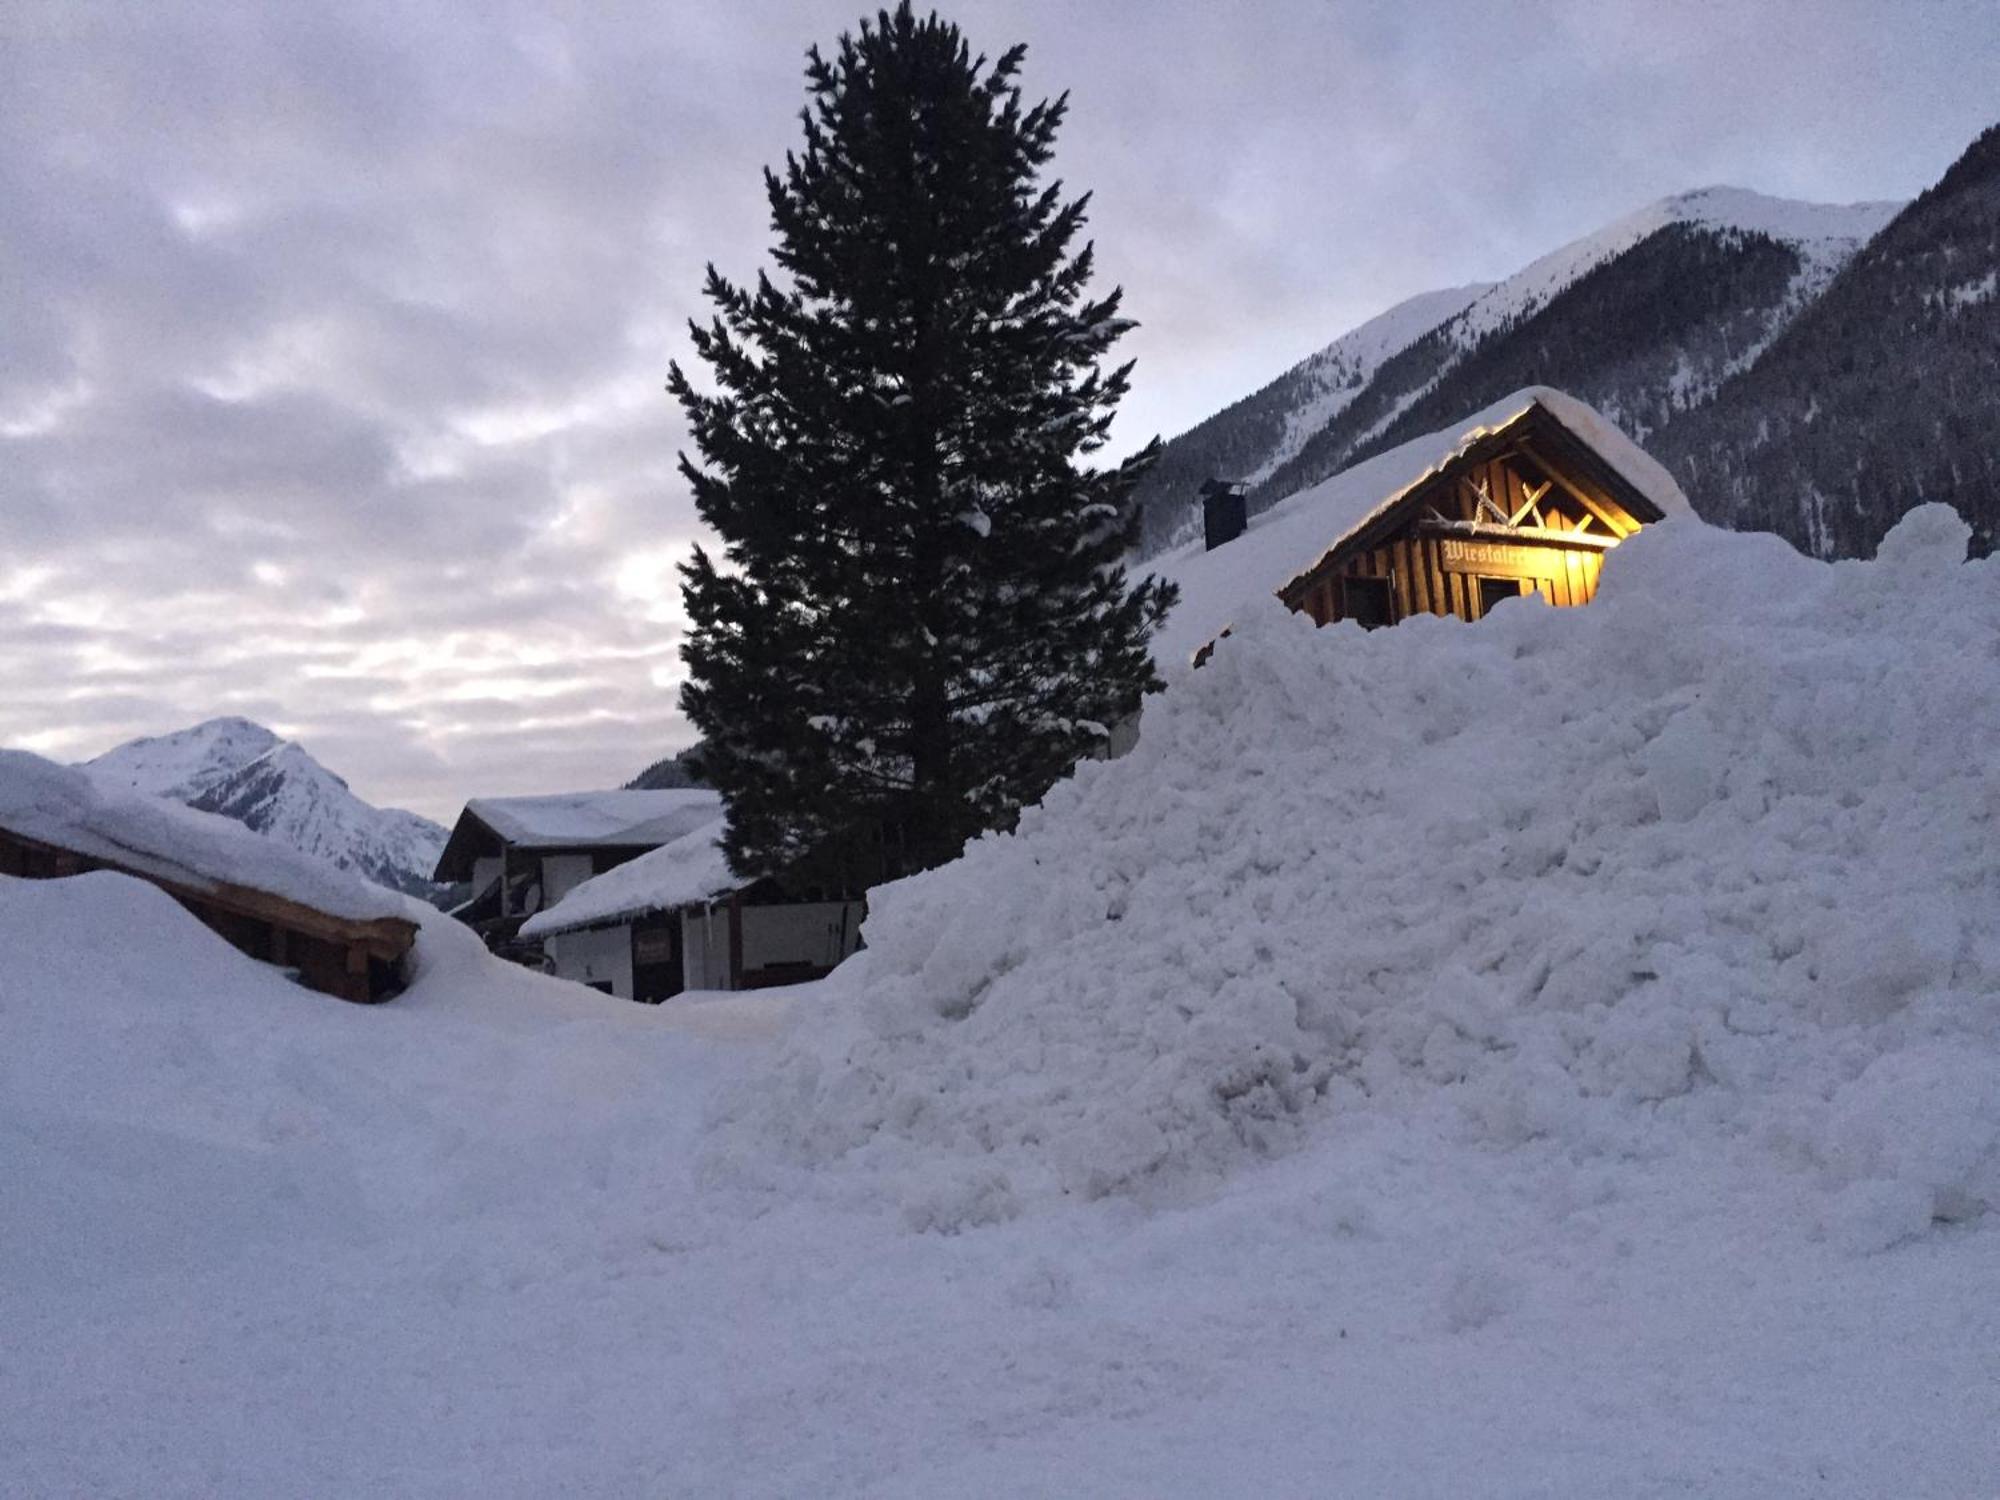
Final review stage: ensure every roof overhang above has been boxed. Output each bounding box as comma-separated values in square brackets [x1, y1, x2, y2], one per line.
[433, 806, 505, 883]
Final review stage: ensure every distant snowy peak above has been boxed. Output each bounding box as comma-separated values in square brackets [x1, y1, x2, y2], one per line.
[1243, 281, 1492, 486]
[1446, 186, 1902, 348]
[86, 715, 281, 802]
[86, 719, 448, 899]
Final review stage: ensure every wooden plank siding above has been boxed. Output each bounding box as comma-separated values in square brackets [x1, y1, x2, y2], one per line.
[1278, 439, 1637, 632]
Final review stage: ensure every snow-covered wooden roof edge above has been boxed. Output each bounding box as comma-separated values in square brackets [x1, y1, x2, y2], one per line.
[0, 749, 412, 927]
[1145, 386, 1691, 669]
[519, 821, 742, 939]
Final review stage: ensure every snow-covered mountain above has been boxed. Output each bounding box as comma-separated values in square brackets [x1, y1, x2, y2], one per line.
[1132, 282, 1491, 550]
[85, 717, 449, 899]
[1135, 185, 1900, 553]
[1440, 186, 1892, 352]
[86, 715, 283, 802]
[1651, 123, 2000, 558]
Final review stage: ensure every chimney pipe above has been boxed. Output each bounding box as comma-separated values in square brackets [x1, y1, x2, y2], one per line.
[1200, 479, 1248, 551]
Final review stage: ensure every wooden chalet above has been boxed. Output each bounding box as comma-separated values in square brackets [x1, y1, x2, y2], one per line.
[1275, 397, 1666, 628]
[0, 750, 416, 1003]
[1149, 387, 1692, 671]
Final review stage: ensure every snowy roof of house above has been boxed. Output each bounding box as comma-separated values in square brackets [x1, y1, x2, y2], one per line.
[461, 789, 723, 849]
[519, 818, 739, 939]
[0, 748, 410, 926]
[1144, 386, 1692, 669]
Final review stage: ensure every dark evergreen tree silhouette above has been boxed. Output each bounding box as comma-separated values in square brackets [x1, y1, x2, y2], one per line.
[670, 3, 1174, 891]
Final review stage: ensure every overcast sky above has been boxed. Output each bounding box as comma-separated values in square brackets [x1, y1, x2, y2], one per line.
[3, 0, 1994, 822]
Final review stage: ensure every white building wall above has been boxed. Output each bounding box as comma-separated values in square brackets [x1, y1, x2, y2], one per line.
[682, 907, 729, 990]
[541, 854, 596, 909]
[471, 855, 503, 896]
[545, 924, 633, 999]
[741, 901, 864, 974]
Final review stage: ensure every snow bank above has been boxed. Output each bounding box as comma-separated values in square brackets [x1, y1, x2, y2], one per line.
[718, 505, 2000, 1235]
[0, 749, 410, 923]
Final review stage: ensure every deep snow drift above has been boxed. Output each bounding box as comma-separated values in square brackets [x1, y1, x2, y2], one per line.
[722, 504, 2000, 1244]
[7, 506, 1998, 1498]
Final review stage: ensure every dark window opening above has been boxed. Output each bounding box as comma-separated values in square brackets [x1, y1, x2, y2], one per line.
[1477, 576, 1521, 616]
[1340, 575, 1394, 629]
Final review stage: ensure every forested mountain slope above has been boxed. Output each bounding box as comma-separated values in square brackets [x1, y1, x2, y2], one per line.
[1650, 124, 2000, 558]
[1135, 188, 1897, 555]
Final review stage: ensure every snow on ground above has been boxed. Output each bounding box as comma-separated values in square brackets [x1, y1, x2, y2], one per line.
[727, 504, 2000, 1240]
[7, 506, 2000, 1497]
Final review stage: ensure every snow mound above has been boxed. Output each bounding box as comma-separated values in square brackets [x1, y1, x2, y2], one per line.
[715, 505, 2000, 1233]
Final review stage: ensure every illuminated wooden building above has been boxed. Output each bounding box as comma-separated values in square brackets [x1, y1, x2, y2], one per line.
[1274, 398, 1668, 628]
[1150, 387, 1692, 671]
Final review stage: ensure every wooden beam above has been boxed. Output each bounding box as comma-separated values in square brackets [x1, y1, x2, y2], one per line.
[1514, 435, 1641, 537]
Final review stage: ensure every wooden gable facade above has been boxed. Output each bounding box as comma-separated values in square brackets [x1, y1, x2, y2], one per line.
[1276, 401, 1668, 630]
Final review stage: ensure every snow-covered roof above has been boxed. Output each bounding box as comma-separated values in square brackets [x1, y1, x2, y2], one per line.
[462, 789, 722, 849]
[0, 748, 410, 926]
[520, 818, 738, 939]
[1145, 386, 1692, 669]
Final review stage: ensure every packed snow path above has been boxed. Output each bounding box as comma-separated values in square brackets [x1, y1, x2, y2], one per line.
[6, 507, 1999, 1497]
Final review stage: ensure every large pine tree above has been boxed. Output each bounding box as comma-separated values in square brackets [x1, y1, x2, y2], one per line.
[671, 4, 1175, 893]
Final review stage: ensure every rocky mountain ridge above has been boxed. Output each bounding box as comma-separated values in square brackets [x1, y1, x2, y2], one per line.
[85, 717, 448, 899]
